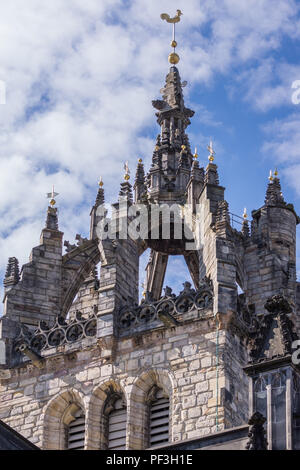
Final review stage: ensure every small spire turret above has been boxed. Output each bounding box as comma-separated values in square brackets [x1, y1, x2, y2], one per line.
[119, 162, 133, 202]
[242, 208, 250, 238]
[205, 140, 219, 186]
[95, 177, 105, 207]
[265, 169, 286, 207]
[134, 159, 147, 202]
[4, 257, 20, 289]
[45, 185, 59, 230]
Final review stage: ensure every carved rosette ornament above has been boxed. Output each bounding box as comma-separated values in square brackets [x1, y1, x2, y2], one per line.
[118, 278, 213, 332]
[14, 311, 97, 353]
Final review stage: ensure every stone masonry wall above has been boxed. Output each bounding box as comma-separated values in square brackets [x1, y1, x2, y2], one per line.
[0, 319, 249, 450]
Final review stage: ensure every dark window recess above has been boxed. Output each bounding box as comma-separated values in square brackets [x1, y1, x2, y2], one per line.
[67, 410, 85, 450]
[149, 389, 170, 447]
[108, 399, 127, 450]
[254, 376, 267, 425]
[271, 372, 286, 450]
[293, 373, 300, 450]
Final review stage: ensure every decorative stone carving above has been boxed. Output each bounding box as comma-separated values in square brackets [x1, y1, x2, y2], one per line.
[118, 277, 213, 332]
[4, 257, 20, 288]
[14, 311, 97, 353]
[245, 412, 268, 450]
[64, 240, 76, 253]
[248, 294, 298, 362]
[76, 234, 89, 246]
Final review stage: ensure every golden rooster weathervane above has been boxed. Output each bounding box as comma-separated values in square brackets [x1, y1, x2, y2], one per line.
[160, 9, 183, 65]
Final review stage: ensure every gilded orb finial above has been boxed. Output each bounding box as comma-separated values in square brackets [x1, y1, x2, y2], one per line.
[243, 208, 248, 220]
[208, 140, 215, 163]
[269, 170, 274, 182]
[194, 147, 198, 160]
[46, 185, 59, 207]
[274, 167, 279, 177]
[124, 161, 130, 181]
[99, 176, 104, 187]
[138, 158, 143, 164]
[161, 10, 183, 64]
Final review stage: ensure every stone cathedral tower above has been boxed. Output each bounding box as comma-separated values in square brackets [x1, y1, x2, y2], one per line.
[1, 14, 300, 451]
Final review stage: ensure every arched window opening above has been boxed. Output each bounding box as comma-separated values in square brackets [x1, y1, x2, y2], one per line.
[104, 393, 127, 450]
[271, 371, 286, 450]
[66, 407, 85, 450]
[148, 386, 170, 448]
[293, 373, 300, 449]
[254, 376, 267, 422]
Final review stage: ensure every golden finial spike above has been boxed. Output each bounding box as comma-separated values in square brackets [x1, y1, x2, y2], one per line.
[269, 170, 274, 182]
[138, 158, 143, 164]
[243, 208, 248, 220]
[194, 147, 198, 159]
[274, 167, 278, 177]
[161, 10, 182, 65]
[99, 176, 104, 187]
[124, 161, 130, 181]
[208, 140, 215, 162]
[46, 185, 59, 207]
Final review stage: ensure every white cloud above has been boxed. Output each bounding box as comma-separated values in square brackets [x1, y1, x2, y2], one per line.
[0, 0, 300, 305]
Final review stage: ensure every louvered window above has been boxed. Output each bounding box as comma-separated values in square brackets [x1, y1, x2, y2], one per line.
[149, 388, 169, 447]
[67, 409, 85, 450]
[108, 398, 127, 450]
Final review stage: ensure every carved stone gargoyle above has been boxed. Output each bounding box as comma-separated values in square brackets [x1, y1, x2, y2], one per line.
[245, 412, 268, 450]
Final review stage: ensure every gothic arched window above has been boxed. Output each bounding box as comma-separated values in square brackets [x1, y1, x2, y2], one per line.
[104, 394, 127, 450]
[271, 371, 286, 450]
[293, 373, 300, 449]
[148, 386, 170, 448]
[254, 376, 267, 422]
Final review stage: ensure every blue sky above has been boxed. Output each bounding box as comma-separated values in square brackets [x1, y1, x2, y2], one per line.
[1, 0, 300, 305]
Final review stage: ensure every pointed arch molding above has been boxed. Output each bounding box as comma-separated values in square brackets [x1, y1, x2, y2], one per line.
[61, 240, 100, 318]
[86, 379, 127, 450]
[128, 369, 175, 450]
[42, 389, 86, 450]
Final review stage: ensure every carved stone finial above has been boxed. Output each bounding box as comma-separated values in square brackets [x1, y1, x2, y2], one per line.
[4, 257, 20, 288]
[64, 240, 76, 253]
[164, 286, 173, 297]
[45, 206, 59, 230]
[134, 159, 146, 202]
[264, 294, 292, 314]
[76, 234, 88, 246]
[265, 176, 286, 207]
[205, 162, 219, 186]
[246, 412, 268, 450]
[95, 179, 105, 207]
